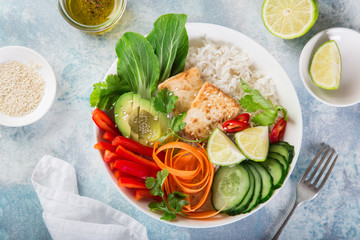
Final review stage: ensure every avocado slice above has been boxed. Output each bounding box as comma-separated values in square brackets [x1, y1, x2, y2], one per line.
[114, 92, 169, 146]
[138, 97, 169, 146]
[114, 92, 133, 138]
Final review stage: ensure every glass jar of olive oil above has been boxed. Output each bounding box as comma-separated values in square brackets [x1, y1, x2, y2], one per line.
[58, 0, 126, 34]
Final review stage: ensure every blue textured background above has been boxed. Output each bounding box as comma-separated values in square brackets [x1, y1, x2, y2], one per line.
[1, 0, 360, 239]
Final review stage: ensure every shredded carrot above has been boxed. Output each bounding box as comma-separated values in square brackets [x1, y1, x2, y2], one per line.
[152, 141, 222, 219]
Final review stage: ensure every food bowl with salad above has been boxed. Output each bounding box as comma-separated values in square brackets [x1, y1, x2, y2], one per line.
[91, 14, 302, 228]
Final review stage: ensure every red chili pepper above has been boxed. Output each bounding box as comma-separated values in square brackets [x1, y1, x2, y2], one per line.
[235, 113, 250, 123]
[114, 160, 157, 179]
[94, 142, 117, 152]
[103, 131, 117, 142]
[103, 150, 120, 163]
[115, 145, 161, 171]
[270, 118, 287, 144]
[118, 177, 147, 189]
[222, 120, 250, 133]
[134, 189, 161, 202]
[112, 136, 165, 160]
[91, 108, 120, 136]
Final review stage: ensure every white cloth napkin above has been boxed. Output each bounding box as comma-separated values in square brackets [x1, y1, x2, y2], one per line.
[31, 155, 148, 240]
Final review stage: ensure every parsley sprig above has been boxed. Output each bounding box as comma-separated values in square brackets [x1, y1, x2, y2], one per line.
[239, 79, 287, 126]
[145, 170, 189, 221]
[152, 88, 206, 142]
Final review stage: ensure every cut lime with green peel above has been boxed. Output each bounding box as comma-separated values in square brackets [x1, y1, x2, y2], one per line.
[309, 40, 342, 90]
[235, 126, 269, 162]
[262, 0, 319, 39]
[207, 128, 246, 166]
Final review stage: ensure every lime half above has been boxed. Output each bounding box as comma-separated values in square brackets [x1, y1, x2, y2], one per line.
[262, 0, 319, 39]
[207, 128, 246, 166]
[235, 126, 269, 162]
[309, 40, 342, 90]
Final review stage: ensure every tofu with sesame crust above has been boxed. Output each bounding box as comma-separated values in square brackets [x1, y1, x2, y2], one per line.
[158, 67, 203, 116]
[183, 82, 242, 140]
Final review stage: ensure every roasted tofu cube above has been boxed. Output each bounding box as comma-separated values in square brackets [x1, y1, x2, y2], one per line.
[158, 67, 203, 116]
[183, 82, 242, 139]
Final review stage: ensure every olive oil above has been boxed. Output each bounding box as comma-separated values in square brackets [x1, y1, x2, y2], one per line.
[67, 0, 116, 25]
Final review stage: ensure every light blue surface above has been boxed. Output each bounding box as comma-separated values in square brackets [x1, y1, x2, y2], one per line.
[1, 0, 360, 239]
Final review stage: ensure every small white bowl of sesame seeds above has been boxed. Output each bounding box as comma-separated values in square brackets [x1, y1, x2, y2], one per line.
[0, 46, 56, 127]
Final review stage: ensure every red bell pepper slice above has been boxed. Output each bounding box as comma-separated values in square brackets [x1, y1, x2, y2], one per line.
[103, 150, 120, 163]
[114, 160, 157, 179]
[115, 145, 160, 171]
[103, 131, 117, 142]
[270, 118, 287, 144]
[112, 136, 153, 157]
[113, 169, 120, 179]
[134, 189, 161, 202]
[222, 120, 250, 133]
[92, 108, 120, 136]
[118, 177, 147, 189]
[112, 136, 165, 160]
[94, 142, 117, 152]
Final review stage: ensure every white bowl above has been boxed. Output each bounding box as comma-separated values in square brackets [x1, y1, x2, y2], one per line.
[0, 46, 57, 127]
[95, 23, 303, 228]
[299, 27, 360, 107]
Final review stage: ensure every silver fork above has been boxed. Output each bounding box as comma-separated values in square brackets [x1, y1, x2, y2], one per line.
[271, 144, 338, 240]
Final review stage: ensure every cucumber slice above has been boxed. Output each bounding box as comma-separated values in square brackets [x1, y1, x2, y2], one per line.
[228, 165, 255, 215]
[260, 157, 285, 189]
[267, 152, 288, 172]
[211, 164, 250, 212]
[242, 163, 262, 213]
[270, 141, 295, 164]
[247, 162, 274, 203]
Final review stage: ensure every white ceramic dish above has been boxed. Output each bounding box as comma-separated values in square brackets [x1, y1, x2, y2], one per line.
[94, 23, 303, 228]
[0, 46, 56, 127]
[299, 27, 360, 107]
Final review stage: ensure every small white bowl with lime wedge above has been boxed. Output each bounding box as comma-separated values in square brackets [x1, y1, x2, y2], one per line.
[299, 27, 360, 107]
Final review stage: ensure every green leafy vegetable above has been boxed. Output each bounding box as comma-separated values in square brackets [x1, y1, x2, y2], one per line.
[152, 88, 178, 114]
[146, 169, 189, 221]
[145, 169, 169, 198]
[152, 88, 207, 142]
[90, 74, 130, 110]
[239, 79, 287, 126]
[170, 113, 187, 133]
[147, 13, 189, 83]
[90, 13, 189, 111]
[115, 32, 160, 100]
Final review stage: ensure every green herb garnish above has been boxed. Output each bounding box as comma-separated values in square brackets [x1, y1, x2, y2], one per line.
[146, 169, 189, 221]
[152, 88, 206, 142]
[239, 79, 287, 126]
[90, 74, 130, 110]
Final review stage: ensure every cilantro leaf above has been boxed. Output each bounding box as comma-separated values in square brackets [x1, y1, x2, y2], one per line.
[239, 79, 287, 125]
[152, 88, 178, 114]
[145, 169, 169, 198]
[167, 191, 189, 213]
[252, 110, 277, 126]
[146, 170, 189, 221]
[90, 74, 130, 110]
[170, 112, 187, 132]
[148, 201, 177, 221]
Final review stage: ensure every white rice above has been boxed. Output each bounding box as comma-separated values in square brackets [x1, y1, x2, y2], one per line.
[185, 37, 278, 105]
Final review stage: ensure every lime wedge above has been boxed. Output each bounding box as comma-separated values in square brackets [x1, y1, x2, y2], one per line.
[207, 128, 246, 166]
[235, 126, 269, 162]
[261, 0, 319, 39]
[309, 40, 342, 90]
